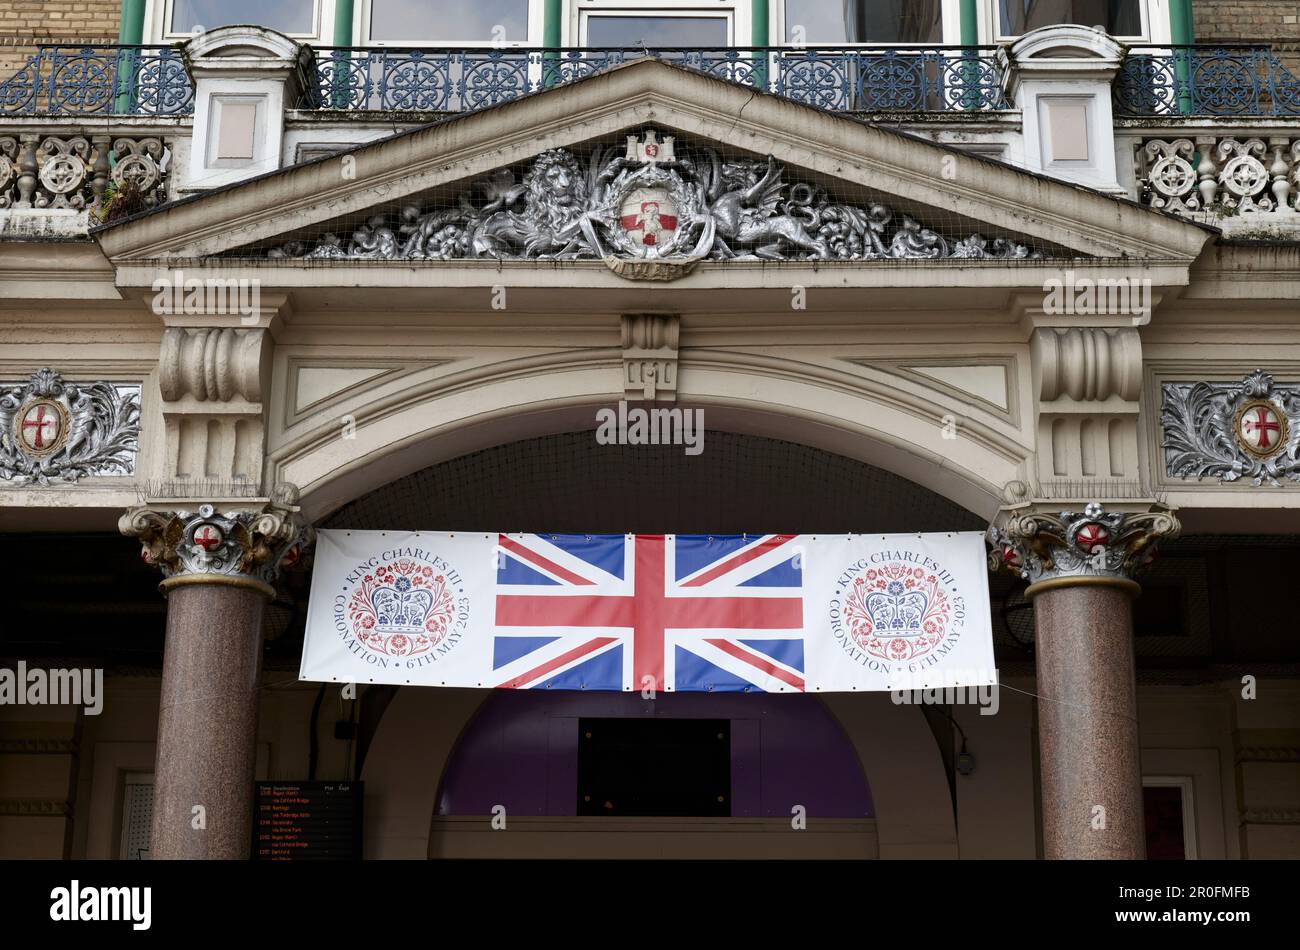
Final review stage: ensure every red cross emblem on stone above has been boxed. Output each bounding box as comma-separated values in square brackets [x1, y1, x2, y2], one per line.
[193, 524, 223, 552]
[1239, 403, 1283, 454]
[1076, 523, 1109, 550]
[19, 402, 61, 452]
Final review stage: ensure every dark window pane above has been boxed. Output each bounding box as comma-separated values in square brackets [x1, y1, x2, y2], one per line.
[578, 718, 730, 817]
[586, 16, 729, 47]
[370, 0, 530, 42]
[1000, 0, 1143, 36]
[1143, 785, 1187, 859]
[785, 0, 943, 44]
[170, 0, 315, 34]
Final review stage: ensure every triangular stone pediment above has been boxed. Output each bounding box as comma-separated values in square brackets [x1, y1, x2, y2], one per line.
[93, 58, 1211, 277]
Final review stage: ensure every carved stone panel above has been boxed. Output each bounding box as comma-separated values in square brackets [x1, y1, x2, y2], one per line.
[0, 368, 141, 485]
[1162, 370, 1300, 486]
[265, 129, 1046, 279]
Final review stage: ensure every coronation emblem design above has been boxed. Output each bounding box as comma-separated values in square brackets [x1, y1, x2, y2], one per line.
[267, 129, 1044, 280]
[842, 562, 953, 663]
[337, 549, 469, 661]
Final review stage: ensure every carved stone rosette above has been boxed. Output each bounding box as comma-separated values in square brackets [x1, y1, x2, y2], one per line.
[1162, 370, 1300, 486]
[987, 502, 1180, 596]
[120, 484, 314, 598]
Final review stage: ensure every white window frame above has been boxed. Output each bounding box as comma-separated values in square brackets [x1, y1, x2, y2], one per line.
[985, 0, 1171, 45]
[570, 1, 749, 48]
[117, 772, 154, 861]
[1143, 775, 1199, 859]
[359, 0, 543, 48]
[145, 0, 333, 43]
[774, 0, 961, 48]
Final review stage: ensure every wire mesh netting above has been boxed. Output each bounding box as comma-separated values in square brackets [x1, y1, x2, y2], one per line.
[325, 429, 983, 534]
[229, 124, 1081, 265]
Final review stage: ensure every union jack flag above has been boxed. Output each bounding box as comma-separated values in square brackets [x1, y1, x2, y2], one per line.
[492, 533, 805, 692]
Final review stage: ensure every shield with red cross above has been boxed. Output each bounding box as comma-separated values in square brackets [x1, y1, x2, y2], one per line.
[1075, 523, 1109, 551]
[619, 187, 678, 251]
[1236, 400, 1287, 457]
[15, 399, 66, 457]
[192, 524, 225, 553]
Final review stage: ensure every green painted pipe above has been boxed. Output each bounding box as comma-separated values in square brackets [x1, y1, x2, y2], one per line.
[118, 0, 145, 44]
[334, 0, 355, 46]
[752, 0, 769, 89]
[1169, 0, 1194, 114]
[542, 0, 563, 86]
[959, 0, 980, 110]
[959, 0, 979, 45]
[329, 0, 356, 108]
[115, 0, 146, 113]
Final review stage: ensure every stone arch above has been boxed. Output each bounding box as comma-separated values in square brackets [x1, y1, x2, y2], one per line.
[270, 352, 1030, 523]
[337, 428, 975, 858]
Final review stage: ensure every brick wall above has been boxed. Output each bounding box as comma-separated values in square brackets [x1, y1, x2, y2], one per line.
[1195, 1, 1300, 71]
[0, 1, 121, 76]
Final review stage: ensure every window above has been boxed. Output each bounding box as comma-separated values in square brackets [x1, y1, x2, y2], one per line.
[577, 718, 731, 816]
[784, 0, 944, 44]
[169, 0, 317, 35]
[573, 2, 744, 48]
[998, 0, 1143, 37]
[586, 14, 730, 47]
[118, 773, 153, 860]
[368, 0, 532, 43]
[1143, 778, 1197, 859]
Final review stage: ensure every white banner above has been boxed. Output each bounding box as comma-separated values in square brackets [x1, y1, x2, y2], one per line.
[299, 531, 996, 693]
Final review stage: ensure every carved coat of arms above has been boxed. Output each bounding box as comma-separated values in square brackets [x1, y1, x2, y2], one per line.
[269, 128, 1040, 280]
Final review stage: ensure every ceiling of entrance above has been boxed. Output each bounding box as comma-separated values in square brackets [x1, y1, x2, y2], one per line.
[323, 430, 984, 534]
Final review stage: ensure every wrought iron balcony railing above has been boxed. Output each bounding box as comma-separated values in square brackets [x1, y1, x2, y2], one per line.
[0, 45, 193, 116]
[8, 42, 1300, 120]
[1114, 45, 1300, 116]
[306, 46, 1008, 113]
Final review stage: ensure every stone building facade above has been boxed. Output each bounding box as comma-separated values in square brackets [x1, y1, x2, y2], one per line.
[1, 2, 1299, 862]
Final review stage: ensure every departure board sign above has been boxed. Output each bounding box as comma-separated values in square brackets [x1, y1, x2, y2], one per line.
[253, 782, 363, 860]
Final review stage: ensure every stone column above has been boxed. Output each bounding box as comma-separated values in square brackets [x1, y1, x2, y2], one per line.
[989, 502, 1179, 859]
[121, 485, 312, 859]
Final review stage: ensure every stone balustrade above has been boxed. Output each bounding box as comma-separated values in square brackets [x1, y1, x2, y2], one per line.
[0, 132, 171, 215]
[1136, 134, 1300, 219]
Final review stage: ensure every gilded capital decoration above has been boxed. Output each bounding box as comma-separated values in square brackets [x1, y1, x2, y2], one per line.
[987, 502, 1180, 596]
[1161, 370, 1300, 486]
[120, 483, 313, 598]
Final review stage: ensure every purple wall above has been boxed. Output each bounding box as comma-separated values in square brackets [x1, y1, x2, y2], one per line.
[435, 691, 873, 818]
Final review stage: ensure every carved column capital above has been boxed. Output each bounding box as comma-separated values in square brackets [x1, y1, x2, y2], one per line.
[987, 501, 1180, 597]
[120, 483, 313, 598]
